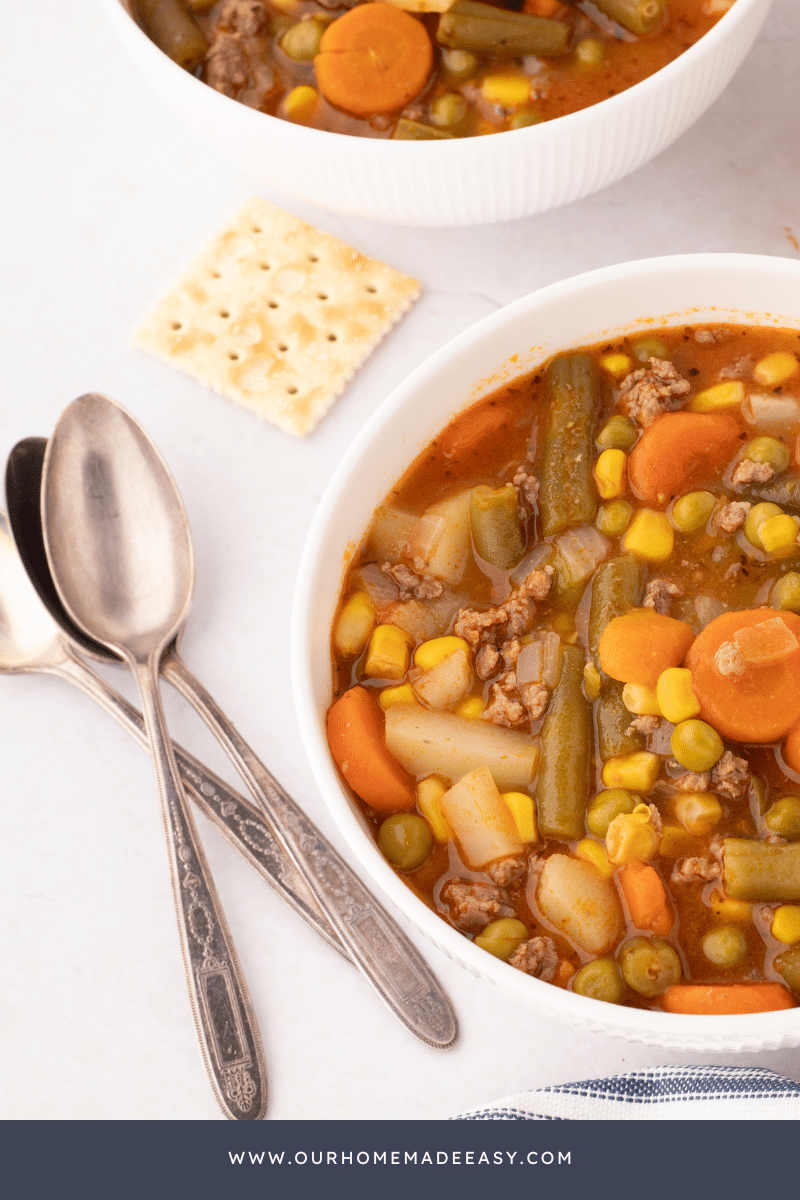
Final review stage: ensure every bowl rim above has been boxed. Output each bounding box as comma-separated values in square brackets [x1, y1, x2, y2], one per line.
[104, 0, 771, 153]
[292, 251, 800, 1048]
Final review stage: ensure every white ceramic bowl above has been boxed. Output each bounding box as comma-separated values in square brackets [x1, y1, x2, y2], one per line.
[104, 0, 771, 226]
[293, 252, 800, 1051]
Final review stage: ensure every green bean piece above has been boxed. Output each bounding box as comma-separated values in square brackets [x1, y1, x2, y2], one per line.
[702, 925, 747, 968]
[588, 554, 645, 665]
[586, 789, 637, 839]
[618, 936, 681, 997]
[671, 719, 723, 772]
[474, 918, 529, 960]
[470, 485, 525, 569]
[746, 437, 790, 474]
[592, 0, 666, 36]
[596, 415, 638, 452]
[671, 491, 716, 534]
[392, 119, 453, 141]
[764, 796, 800, 842]
[378, 813, 432, 871]
[723, 839, 800, 901]
[775, 945, 800, 992]
[137, 0, 208, 71]
[436, 1, 570, 56]
[596, 500, 633, 538]
[572, 958, 625, 1003]
[596, 680, 646, 759]
[539, 355, 599, 537]
[536, 645, 591, 840]
[281, 20, 323, 61]
[751, 477, 800, 512]
[771, 572, 800, 613]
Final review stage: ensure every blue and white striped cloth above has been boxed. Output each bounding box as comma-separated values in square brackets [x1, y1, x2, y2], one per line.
[454, 1066, 800, 1120]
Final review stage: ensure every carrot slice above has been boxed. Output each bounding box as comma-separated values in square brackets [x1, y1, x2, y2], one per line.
[662, 983, 795, 1015]
[686, 610, 800, 743]
[628, 412, 741, 506]
[326, 685, 416, 812]
[315, 4, 433, 117]
[440, 400, 515, 462]
[598, 608, 695, 688]
[618, 860, 673, 935]
[784, 721, 800, 776]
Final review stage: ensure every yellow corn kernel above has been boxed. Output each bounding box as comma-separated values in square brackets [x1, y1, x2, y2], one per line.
[480, 75, 530, 106]
[600, 354, 632, 377]
[772, 905, 800, 944]
[758, 513, 800, 555]
[623, 509, 674, 562]
[414, 635, 470, 670]
[708, 889, 752, 922]
[455, 694, 485, 719]
[282, 85, 319, 124]
[656, 667, 701, 724]
[583, 662, 602, 701]
[594, 448, 627, 500]
[576, 838, 614, 878]
[417, 776, 450, 843]
[364, 624, 413, 680]
[606, 803, 662, 864]
[659, 824, 696, 859]
[333, 590, 376, 659]
[378, 683, 418, 710]
[502, 791, 538, 843]
[601, 751, 661, 792]
[753, 351, 799, 388]
[689, 380, 745, 412]
[622, 682, 661, 717]
[675, 792, 722, 836]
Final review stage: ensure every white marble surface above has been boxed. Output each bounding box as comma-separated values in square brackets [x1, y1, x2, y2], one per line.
[1, 0, 799, 1121]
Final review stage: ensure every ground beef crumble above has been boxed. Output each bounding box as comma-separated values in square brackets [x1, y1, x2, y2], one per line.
[454, 566, 553, 648]
[488, 856, 527, 888]
[714, 640, 745, 677]
[619, 357, 691, 427]
[643, 578, 683, 615]
[626, 714, 661, 736]
[380, 562, 443, 601]
[508, 936, 559, 980]
[716, 500, 751, 534]
[711, 751, 750, 801]
[440, 880, 515, 933]
[731, 459, 774, 487]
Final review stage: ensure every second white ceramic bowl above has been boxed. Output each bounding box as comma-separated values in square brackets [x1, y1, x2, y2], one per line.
[293, 252, 800, 1051]
[105, 0, 771, 226]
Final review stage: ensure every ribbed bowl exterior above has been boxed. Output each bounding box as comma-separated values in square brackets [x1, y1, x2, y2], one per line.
[106, 0, 772, 226]
[292, 253, 800, 1052]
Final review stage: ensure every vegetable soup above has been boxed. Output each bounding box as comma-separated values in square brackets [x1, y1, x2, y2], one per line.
[326, 323, 800, 1015]
[134, 0, 734, 140]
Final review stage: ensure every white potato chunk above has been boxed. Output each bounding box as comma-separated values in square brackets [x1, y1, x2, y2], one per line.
[408, 490, 473, 584]
[440, 767, 524, 869]
[534, 854, 623, 955]
[384, 705, 539, 790]
[410, 648, 472, 709]
[366, 506, 418, 561]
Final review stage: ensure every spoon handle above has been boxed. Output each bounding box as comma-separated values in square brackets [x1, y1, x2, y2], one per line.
[132, 654, 268, 1120]
[163, 649, 459, 1050]
[53, 649, 349, 962]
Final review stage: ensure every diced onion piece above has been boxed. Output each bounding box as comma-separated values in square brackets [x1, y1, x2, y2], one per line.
[517, 631, 561, 688]
[534, 854, 623, 955]
[553, 525, 610, 589]
[349, 562, 401, 609]
[741, 392, 800, 435]
[733, 616, 799, 666]
[694, 595, 726, 630]
[384, 705, 539, 789]
[410, 648, 472, 709]
[509, 540, 555, 587]
[407, 490, 473, 583]
[439, 767, 524, 868]
[366, 505, 418, 561]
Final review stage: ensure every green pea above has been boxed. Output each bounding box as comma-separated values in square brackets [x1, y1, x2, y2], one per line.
[574, 37, 604, 65]
[596, 415, 638, 452]
[508, 111, 542, 130]
[744, 502, 783, 551]
[671, 491, 716, 534]
[280, 19, 323, 61]
[702, 925, 747, 968]
[572, 958, 625, 1003]
[441, 48, 479, 77]
[618, 936, 681, 997]
[631, 337, 668, 363]
[775, 944, 800, 992]
[671, 719, 724, 772]
[586, 789, 637, 839]
[474, 918, 529, 960]
[378, 813, 432, 871]
[746, 437, 790, 474]
[771, 572, 800, 613]
[764, 796, 800, 842]
[430, 92, 468, 127]
[596, 499, 633, 537]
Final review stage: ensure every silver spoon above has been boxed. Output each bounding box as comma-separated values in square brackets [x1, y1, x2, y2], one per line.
[39, 396, 457, 1051]
[9, 435, 458, 1048]
[41, 395, 268, 1121]
[0, 497, 348, 961]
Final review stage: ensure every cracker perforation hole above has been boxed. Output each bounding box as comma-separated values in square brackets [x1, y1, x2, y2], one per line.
[287, 386, 298, 395]
[366, 285, 377, 294]
[268, 301, 279, 309]
[278, 343, 288, 352]
[317, 293, 328, 301]
[327, 334, 337, 342]
[229, 352, 240, 361]
[211, 270, 221, 278]
[220, 310, 230, 319]
[259, 263, 270, 270]
[308, 255, 319, 263]
[252, 225, 262, 233]
[171, 322, 182, 331]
